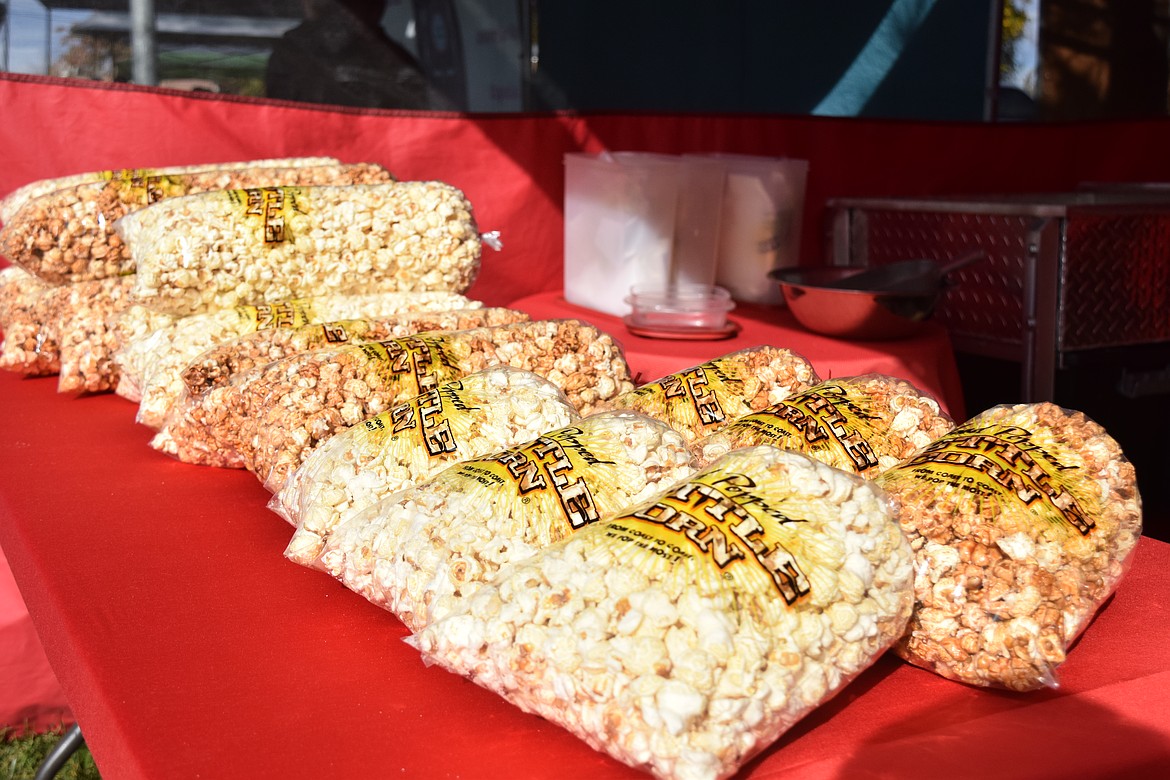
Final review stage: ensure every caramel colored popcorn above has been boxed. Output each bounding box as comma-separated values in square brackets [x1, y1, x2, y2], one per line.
[1, 162, 391, 284]
[694, 374, 953, 474]
[0, 265, 55, 376]
[0, 157, 340, 224]
[597, 346, 820, 443]
[152, 319, 634, 475]
[874, 402, 1143, 691]
[56, 276, 137, 393]
[180, 306, 527, 397]
[246, 320, 635, 491]
[123, 292, 481, 427]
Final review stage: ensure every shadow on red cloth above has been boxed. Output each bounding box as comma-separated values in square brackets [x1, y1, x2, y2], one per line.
[1, 546, 72, 735]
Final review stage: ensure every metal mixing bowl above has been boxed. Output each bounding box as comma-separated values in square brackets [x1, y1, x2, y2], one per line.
[769, 266, 940, 340]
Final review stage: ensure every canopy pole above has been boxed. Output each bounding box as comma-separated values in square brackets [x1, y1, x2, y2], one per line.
[2, 2, 10, 72]
[130, 0, 157, 85]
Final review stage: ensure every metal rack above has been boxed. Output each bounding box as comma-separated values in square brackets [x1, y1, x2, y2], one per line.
[826, 193, 1170, 402]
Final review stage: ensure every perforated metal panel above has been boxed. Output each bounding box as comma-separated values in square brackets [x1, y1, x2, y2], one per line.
[841, 209, 1034, 346]
[1061, 212, 1170, 349]
[828, 195, 1170, 401]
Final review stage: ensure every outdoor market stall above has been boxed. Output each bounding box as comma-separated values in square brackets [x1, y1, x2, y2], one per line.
[3, 73, 1170, 778]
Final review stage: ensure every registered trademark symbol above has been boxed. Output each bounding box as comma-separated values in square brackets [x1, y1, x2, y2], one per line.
[522, 496, 530, 504]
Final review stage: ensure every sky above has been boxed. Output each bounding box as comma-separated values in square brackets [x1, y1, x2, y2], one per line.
[3, 0, 88, 73]
[1004, 0, 1041, 95]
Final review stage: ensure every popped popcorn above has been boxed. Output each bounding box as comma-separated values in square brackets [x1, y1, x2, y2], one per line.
[246, 319, 635, 490]
[317, 410, 697, 632]
[119, 180, 482, 315]
[0, 162, 392, 284]
[0, 265, 49, 321]
[180, 306, 527, 397]
[279, 367, 580, 565]
[0, 265, 54, 376]
[598, 346, 820, 442]
[0, 157, 340, 224]
[56, 276, 137, 393]
[874, 402, 1143, 691]
[694, 374, 954, 474]
[152, 319, 634, 474]
[412, 446, 914, 780]
[0, 275, 66, 376]
[124, 291, 481, 427]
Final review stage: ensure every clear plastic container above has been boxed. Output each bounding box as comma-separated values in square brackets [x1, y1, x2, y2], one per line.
[564, 153, 681, 317]
[624, 284, 735, 331]
[686, 153, 809, 306]
[563, 153, 726, 317]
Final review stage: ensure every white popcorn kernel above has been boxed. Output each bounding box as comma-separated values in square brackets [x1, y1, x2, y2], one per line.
[411, 446, 915, 780]
[118, 180, 478, 316]
[653, 680, 706, 737]
[278, 367, 577, 561]
[317, 410, 695, 633]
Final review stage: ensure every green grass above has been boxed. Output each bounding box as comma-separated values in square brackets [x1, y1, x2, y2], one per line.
[0, 726, 100, 780]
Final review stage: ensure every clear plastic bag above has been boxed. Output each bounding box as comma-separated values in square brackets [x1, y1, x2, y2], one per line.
[149, 362, 272, 469]
[152, 319, 634, 475]
[126, 291, 480, 428]
[180, 306, 527, 397]
[246, 319, 635, 490]
[600, 346, 820, 442]
[0, 265, 49, 322]
[109, 304, 181, 399]
[316, 410, 697, 632]
[411, 445, 914, 780]
[0, 157, 340, 224]
[56, 276, 137, 393]
[278, 367, 580, 565]
[694, 373, 954, 474]
[0, 162, 391, 284]
[874, 401, 1144, 691]
[119, 181, 482, 315]
[0, 266, 55, 376]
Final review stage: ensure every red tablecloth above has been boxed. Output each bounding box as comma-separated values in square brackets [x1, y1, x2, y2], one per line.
[1, 370, 1168, 779]
[1, 544, 71, 733]
[511, 292, 968, 420]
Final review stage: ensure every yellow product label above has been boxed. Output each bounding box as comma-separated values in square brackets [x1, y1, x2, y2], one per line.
[229, 186, 307, 244]
[608, 460, 823, 619]
[362, 379, 485, 459]
[357, 334, 464, 399]
[109, 172, 189, 205]
[234, 299, 317, 331]
[99, 168, 155, 181]
[880, 421, 1095, 537]
[441, 425, 634, 537]
[318, 320, 361, 344]
[720, 382, 885, 474]
[628, 358, 754, 433]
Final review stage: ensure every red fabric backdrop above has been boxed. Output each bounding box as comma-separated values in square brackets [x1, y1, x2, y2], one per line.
[6, 73, 1170, 307]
